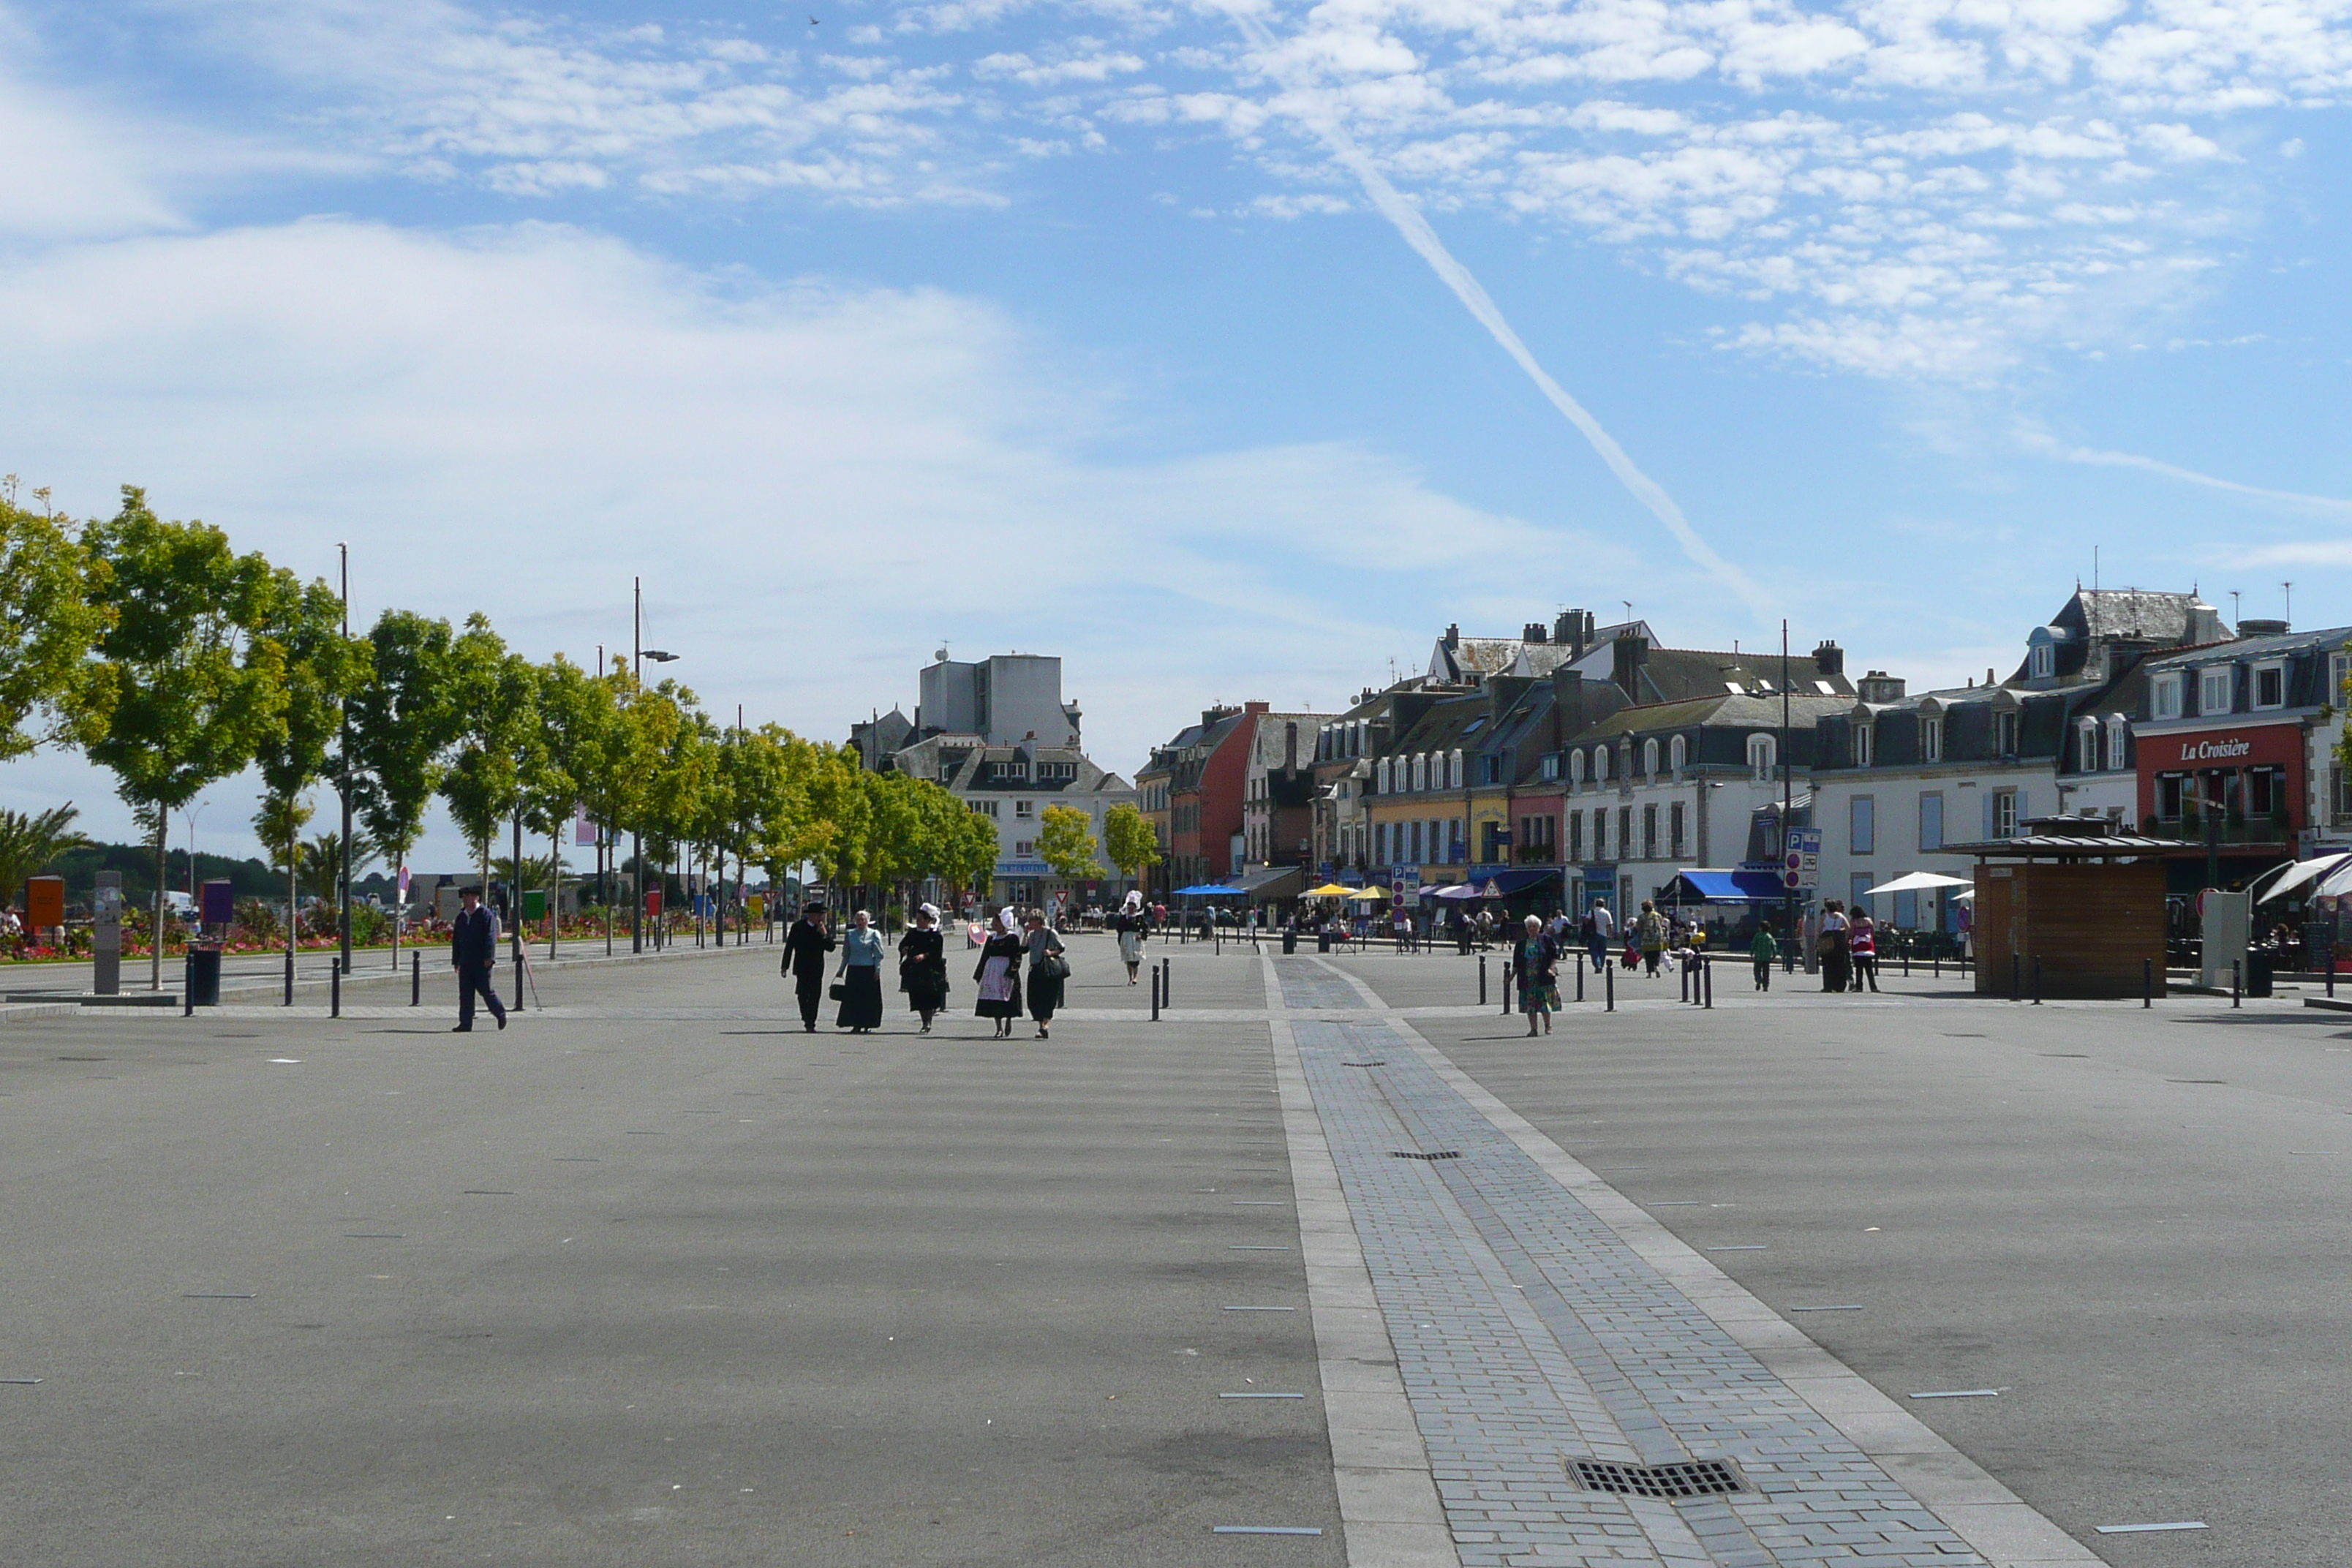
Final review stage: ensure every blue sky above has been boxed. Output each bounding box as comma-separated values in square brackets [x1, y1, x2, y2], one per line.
[2, 0, 2348, 868]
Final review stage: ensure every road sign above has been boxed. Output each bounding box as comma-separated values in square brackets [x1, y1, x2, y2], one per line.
[1783, 827, 1822, 891]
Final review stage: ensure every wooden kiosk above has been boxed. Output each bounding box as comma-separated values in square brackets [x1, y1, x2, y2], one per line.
[1939, 817, 2185, 999]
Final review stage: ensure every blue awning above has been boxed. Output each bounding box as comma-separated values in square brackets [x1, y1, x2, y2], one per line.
[1661, 870, 1786, 904]
[1418, 867, 1560, 899]
[1172, 883, 1243, 897]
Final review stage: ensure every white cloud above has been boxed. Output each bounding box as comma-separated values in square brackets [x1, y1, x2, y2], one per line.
[0, 216, 1642, 862]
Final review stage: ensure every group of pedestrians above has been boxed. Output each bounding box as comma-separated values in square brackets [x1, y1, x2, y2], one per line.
[1812, 900, 1881, 992]
[781, 899, 1074, 1039]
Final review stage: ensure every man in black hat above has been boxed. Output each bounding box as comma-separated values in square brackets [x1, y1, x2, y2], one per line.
[781, 902, 834, 1033]
[451, 885, 507, 1033]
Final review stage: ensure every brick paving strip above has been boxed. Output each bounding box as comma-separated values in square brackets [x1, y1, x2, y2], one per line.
[1268, 953, 2103, 1568]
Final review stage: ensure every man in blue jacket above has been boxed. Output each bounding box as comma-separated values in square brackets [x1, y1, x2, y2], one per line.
[451, 885, 507, 1033]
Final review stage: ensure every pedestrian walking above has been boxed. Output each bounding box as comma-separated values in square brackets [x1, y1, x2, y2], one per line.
[1023, 911, 1068, 1039]
[1849, 911, 1880, 992]
[834, 909, 886, 1033]
[1750, 923, 1779, 991]
[899, 904, 949, 1032]
[1515, 914, 1560, 1036]
[975, 908, 1025, 1038]
[1637, 900, 1667, 976]
[782, 902, 834, 1032]
[449, 885, 506, 1033]
[1587, 901, 1614, 973]
[1113, 889, 1148, 984]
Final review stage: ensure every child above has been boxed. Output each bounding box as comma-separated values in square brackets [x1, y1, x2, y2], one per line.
[1750, 924, 1779, 992]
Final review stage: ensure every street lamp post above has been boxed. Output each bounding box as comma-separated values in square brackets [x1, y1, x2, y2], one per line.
[631, 576, 679, 954]
[339, 543, 353, 978]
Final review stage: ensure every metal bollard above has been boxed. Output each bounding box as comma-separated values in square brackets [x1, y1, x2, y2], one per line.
[1934, 952, 1941, 980]
[284, 951, 294, 1007]
[331, 960, 341, 1019]
[1161, 958, 1170, 1007]
[2232, 961, 2241, 1009]
[183, 950, 195, 1017]
[1480, 954, 1488, 1009]
[1704, 957, 1713, 1009]
[411, 951, 421, 1007]
[2144, 957, 2153, 1008]
[1605, 960, 1615, 1013]
[1680, 961, 1689, 1003]
[1903, 946, 1911, 979]
[2032, 956, 2043, 1006]
[1150, 966, 1160, 1022]
[2010, 954, 2021, 1003]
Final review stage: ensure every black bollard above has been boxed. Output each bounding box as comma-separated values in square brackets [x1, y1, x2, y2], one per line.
[514, 951, 524, 1012]
[1605, 960, 1615, 1013]
[1934, 952, 1941, 980]
[284, 950, 294, 1007]
[2010, 954, 2021, 1003]
[2032, 956, 2043, 1006]
[411, 950, 421, 1007]
[1575, 960, 1584, 1003]
[2232, 960, 2241, 1009]
[1161, 957, 1170, 1007]
[183, 950, 195, 1017]
[1480, 954, 1488, 1009]
[2144, 957, 2153, 1008]
[331, 960, 341, 1019]
[1680, 961, 1689, 1003]
[1150, 965, 1161, 1022]
[1903, 944, 1911, 979]
[1704, 956, 1713, 1009]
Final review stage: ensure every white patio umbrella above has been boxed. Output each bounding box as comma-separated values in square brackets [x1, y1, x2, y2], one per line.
[2251, 853, 2352, 904]
[2298, 855, 2352, 902]
[1862, 870, 1974, 898]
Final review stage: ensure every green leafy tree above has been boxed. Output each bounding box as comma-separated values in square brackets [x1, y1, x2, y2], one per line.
[1037, 802, 1104, 885]
[1102, 802, 1161, 889]
[348, 609, 461, 958]
[0, 804, 91, 914]
[250, 570, 371, 971]
[301, 828, 376, 908]
[82, 489, 292, 988]
[0, 484, 113, 759]
[440, 616, 541, 909]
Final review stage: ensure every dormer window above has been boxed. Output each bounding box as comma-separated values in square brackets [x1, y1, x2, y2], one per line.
[1594, 745, 1611, 783]
[1747, 734, 1775, 782]
[1540, 753, 1560, 781]
[1569, 749, 1586, 785]
[1921, 715, 1942, 761]
[2252, 661, 2286, 710]
[1852, 721, 1874, 768]
[2029, 641, 2054, 679]
[1994, 710, 2019, 755]
[2077, 717, 2098, 774]
[2152, 673, 2183, 720]
[1642, 739, 1659, 777]
[2104, 715, 2127, 772]
[1669, 734, 1687, 775]
[2200, 667, 2234, 715]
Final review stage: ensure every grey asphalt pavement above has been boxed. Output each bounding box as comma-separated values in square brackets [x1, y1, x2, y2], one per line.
[1332, 947, 2351, 1567]
[0, 937, 1340, 1567]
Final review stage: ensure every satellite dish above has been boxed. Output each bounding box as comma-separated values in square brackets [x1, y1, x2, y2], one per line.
[934, 647, 950, 662]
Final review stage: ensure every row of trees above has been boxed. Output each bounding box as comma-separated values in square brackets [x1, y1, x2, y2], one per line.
[1, 481, 1015, 981]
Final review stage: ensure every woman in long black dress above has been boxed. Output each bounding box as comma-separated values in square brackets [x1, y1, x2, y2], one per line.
[834, 908, 886, 1033]
[1022, 910, 1067, 1039]
[900, 903, 949, 1033]
[974, 907, 1024, 1038]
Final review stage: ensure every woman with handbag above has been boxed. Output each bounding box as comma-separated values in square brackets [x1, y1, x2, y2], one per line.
[834, 908, 886, 1033]
[1024, 910, 1068, 1039]
[1112, 889, 1148, 984]
[900, 903, 950, 1033]
[974, 908, 1025, 1038]
[1515, 914, 1561, 1036]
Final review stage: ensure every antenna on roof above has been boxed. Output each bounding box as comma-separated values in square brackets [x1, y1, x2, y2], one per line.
[2285, 581, 2293, 622]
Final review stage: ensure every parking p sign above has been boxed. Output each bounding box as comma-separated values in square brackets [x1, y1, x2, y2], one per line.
[1783, 826, 1822, 891]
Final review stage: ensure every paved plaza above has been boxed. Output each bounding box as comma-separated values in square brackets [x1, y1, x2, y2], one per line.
[0, 937, 2342, 1565]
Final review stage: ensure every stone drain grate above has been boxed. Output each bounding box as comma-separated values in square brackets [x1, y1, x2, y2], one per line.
[1390, 1149, 1462, 1161]
[1569, 1458, 1744, 1501]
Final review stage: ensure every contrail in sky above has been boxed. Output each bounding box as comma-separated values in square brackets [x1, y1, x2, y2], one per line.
[1227, 10, 1775, 623]
[2016, 426, 2352, 516]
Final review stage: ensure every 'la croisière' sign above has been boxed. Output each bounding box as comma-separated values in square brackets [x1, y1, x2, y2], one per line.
[2176, 736, 2255, 763]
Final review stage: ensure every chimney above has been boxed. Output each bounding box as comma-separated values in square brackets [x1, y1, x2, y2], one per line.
[2239, 618, 2289, 637]
[1987, 668, 1997, 688]
[1442, 623, 1460, 651]
[1856, 670, 1906, 704]
[1245, 700, 1270, 715]
[1611, 632, 1649, 697]
[1523, 622, 1548, 644]
[1553, 609, 1581, 650]
[1813, 639, 1844, 679]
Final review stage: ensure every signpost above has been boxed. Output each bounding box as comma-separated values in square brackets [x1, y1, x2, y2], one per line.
[1782, 827, 1821, 893]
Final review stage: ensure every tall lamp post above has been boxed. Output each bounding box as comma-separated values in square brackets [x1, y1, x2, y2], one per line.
[339, 543, 353, 977]
[1780, 618, 1794, 957]
[630, 576, 679, 953]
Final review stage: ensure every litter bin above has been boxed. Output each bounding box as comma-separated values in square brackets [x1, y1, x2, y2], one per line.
[2243, 948, 2274, 998]
[1282, 930, 1297, 955]
[184, 944, 222, 1007]
[1317, 930, 1332, 953]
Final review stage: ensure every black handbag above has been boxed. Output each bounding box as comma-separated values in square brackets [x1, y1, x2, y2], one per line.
[829, 981, 846, 1000]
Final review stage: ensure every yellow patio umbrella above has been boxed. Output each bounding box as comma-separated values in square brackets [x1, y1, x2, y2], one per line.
[1304, 883, 1358, 897]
